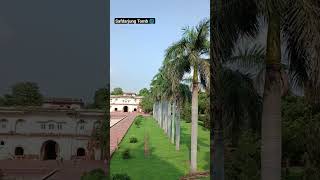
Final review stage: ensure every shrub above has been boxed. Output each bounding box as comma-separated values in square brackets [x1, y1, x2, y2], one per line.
[129, 137, 138, 143]
[225, 131, 260, 180]
[181, 101, 191, 123]
[122, 148, 131, 159]
[81, 168, 108, 180]
[134, 118, 142, 127]
[112, 173, 131, 180]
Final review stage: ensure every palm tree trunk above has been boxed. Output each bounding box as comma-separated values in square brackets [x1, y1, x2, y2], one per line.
[190, 67, 199, 173]
[212, 106, 224, 179]
[169, 101, 172, 138]
[160, 101, 163, 128]
[176, 100, 181, 151]
[152, 103, 156, 119]
[171, 101, 175, 144]
[261, 8, 282, 180]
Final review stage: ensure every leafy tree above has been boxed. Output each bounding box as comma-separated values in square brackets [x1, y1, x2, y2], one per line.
[93, 88, 108, 109]
[138, 88, 149, 96]
[225, 131, 260, 180]
[198, 92, 208, 115]
[111, 87, 123, 95]
[0, 96, 4, 106]
[3, 82, 43, 106]
[181, 101, 191, 123]
[140, 94, 153, 113]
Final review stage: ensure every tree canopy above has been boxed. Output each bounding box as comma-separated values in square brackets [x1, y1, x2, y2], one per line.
[2, 82, 43, 106]
[111, 87, 123, 95]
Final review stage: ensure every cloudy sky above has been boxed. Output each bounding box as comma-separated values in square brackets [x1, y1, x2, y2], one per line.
[0, 0, 108, 103]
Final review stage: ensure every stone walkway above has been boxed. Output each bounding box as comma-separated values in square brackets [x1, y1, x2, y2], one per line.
[110, 112, 139, 155]
[0, 160, 106, 180]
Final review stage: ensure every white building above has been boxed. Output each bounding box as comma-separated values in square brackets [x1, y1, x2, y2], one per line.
[110, 93, 143, 113]
[0, 98, 104, 160]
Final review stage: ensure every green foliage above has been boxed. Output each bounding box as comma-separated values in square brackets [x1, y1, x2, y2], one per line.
[281, 95, 320, 179]
[282, 95, 306, 166]
[181, 101, 191, 123]
[3, 82, 43, 106]
[122, 148, 131, 159]
[112, 173, 131, 180]
[81, 168, 108, 180]
[198, 92, 208, 114]
[198, 92, 210, 129]
[138, 88, 149, 96]
[129, 137, 138, 143]
[93, 88, 108, 109]
[140, 93, 153, 113]
[225, 131, 260, 180]
[0, 96, 4, 106]
[111, 88, 123, 95]
[134, 118, 142, 128]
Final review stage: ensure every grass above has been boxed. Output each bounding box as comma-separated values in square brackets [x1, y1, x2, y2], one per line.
[111, 116, 210, 180]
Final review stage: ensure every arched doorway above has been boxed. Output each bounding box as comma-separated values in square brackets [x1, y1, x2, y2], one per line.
[15, 147, 24, 155]
[77, 148, 86, 156]
[123, 106, 128, 112]
[41, 140, 59, 160]
[134, 108, 137, 112]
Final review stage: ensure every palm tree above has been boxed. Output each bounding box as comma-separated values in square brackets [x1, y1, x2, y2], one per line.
[164, 19, 209, 173]
[162, 60, 192, 150]
[211, 0, 320, 179]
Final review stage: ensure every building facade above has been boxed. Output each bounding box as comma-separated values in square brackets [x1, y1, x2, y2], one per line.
[110, 93, 143, 113]
[0, 98, 104, 160]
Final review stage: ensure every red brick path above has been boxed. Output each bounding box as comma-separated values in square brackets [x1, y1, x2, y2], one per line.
[110, 112, 140, 155]
[0, 160, 106, 180]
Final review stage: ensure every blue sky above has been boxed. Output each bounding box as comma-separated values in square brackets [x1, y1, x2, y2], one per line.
[110, 0, 210, 93]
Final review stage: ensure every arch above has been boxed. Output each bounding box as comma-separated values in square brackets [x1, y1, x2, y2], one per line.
[0, 119, 8, 128]
[15, 119, 25, 132]
[134, 108, 137, 112]
[41, 140, 59, 160]
[123, 106, 128, 112]
[77, 148, 86, 156]
[15, 147, 24, 156]
[114, 108, 118, 111]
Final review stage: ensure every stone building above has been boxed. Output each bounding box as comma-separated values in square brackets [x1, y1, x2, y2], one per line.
[110, 92, 143, 113]
[0, 98, 104, 160]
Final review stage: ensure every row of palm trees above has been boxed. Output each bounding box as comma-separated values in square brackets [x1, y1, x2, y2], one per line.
[150, 19, 262, 173]
[149, 0, 319, 179]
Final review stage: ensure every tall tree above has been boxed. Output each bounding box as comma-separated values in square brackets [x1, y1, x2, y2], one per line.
[93, 88, 108, 109]
[110, 87, 123, 95]
[165, 19, 209, 172]
[138, 88, 149, 96]
[4, 82, 43, 106]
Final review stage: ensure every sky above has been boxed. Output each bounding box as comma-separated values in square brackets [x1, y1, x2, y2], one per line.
[0, 0, 108, 103]
[110, 0, 210, 93]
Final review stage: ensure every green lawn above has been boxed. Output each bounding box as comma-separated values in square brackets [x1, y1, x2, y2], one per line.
[111, 116, 210, 180]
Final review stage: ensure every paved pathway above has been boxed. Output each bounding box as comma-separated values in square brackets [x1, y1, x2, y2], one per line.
[0, 160, 106, 180]
[110, 112, 139, 155]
